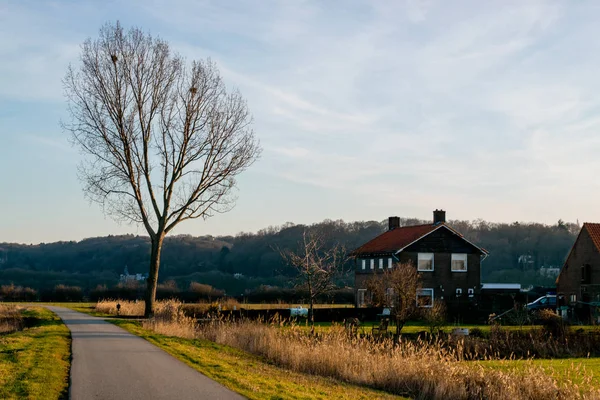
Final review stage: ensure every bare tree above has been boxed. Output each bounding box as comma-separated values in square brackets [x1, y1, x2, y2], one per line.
[423, 301, 447, 335]
[366, 262, 422, 335]
[63, 22, 261, 317]
[280, 231, 348, 333]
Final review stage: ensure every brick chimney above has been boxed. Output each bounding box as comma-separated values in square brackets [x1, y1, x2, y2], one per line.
[388, 216, 400, 230]
[433, 209, 446, 224]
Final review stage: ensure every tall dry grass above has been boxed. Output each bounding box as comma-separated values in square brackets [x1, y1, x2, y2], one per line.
[95, 298, 241, 317]
[95, 300, 145, 316]
[140, 300, 598, 400]
[0, 304, 24, 334]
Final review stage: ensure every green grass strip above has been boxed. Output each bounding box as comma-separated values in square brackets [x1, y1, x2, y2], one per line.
[112, 320, 404, 400]
[0, 307, 70, 400]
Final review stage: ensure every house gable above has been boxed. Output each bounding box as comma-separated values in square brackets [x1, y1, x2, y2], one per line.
[402, 225, 483, 254]
[557, 223, 600, 303]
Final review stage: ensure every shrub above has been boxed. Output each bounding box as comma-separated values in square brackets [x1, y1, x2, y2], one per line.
[537, 309, 568, 338]
[0, 284, 38, 302]
[423, 301, 446, 334]
[189, 282, 225, 300]
[50, 285, 83, 302]
[0, 304, 24, 334]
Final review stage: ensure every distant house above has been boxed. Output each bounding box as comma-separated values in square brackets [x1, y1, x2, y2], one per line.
[119, 266, 148, 283]
[557, 223, 600, 306]
[351, 210, 488, 308]
[539, 266, 560, 278]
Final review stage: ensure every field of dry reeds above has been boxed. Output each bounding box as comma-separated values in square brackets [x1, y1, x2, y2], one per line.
[134, 299, 598, 400]
[0, 304, 24, 334]
[95, 299, 242, 316]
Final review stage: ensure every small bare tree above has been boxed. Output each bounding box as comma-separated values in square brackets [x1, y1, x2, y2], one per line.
[423, 301, 447, 335]
[366, 262, 422, 335]
[280, 231, 348, 333]
[63, 22, 261, 317]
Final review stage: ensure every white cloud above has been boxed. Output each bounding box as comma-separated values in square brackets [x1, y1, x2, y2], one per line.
[5, 0, 600, 242]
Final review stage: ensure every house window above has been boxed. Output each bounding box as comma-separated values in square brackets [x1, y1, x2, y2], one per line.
[357, 289, 367, 307]
[468, 288, 474, 297]
[417, 253, 434, 271]
[370, 259, 374, 270]
[581, 264, 591, 284]
[379, 258, 383, 269]
[388, 258, 392, 268]
[456, 288, 462, 296]
[451, 253, 468, 272]
[417, 288, 434, 307]
[386, 287, 394, 304]
[361, 259, 366, 270]
[570, 294, 577, 303]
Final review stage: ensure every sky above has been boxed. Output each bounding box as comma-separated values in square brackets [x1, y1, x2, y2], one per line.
[2, 0, 600, 244]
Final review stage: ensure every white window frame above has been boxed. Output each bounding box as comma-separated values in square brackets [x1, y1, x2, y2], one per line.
[379, 258, 383, 269]
[456, 288, 462, 296]
[468, 288, 474, 297]
[370, 259, 374, 270]
[417, 288, 434, 308]
[388, 258, 392, 268]
[417, 253, 434, 271]
[451, 253, 468, 272]
[357, 289, 367, 307]
[361, 259, 366, 270]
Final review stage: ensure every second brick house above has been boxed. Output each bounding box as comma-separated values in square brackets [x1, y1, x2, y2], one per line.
[352, 210, 488, 308]
[557, 223, 600, 312]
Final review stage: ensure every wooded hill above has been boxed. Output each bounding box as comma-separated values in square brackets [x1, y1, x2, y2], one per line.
[0, 218, 579, 294]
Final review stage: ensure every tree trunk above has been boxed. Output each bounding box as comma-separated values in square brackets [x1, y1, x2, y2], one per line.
[145, 234, 164, 318]
[309, 295, 315, 335]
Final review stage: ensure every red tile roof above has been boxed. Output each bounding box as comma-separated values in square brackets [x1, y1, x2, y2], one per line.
[352, 223, 441, 255]
[584, 223, 600, 252]
[352, 222, 488, 256]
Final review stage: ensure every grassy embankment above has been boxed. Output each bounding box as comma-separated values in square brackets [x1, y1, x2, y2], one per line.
[0, 306, 70, 400]
[112, 319, 402, 399]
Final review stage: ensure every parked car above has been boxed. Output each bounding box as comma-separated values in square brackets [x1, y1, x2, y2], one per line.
[526, 295, 557, 311]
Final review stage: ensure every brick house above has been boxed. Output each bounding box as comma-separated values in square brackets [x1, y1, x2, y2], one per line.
[556, 223, 600, 307]
[352, 210, 488, 308]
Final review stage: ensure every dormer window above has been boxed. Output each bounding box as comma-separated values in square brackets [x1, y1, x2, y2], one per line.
[417, 253, 434, 271]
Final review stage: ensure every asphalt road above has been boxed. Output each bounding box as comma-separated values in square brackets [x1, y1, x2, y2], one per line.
[48, 307, 245, 400]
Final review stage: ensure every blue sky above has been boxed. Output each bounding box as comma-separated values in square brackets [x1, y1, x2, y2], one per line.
[2, 0, 600, 244]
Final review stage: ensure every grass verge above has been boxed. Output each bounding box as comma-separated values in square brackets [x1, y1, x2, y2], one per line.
[0, 307, 70, 400]
[478, 358, 600, 390]
[112, 319, 403, 400]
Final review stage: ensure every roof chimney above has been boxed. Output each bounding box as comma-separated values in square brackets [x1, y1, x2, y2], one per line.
[433, 209, 446, 225]
[388, 216, 400, 231]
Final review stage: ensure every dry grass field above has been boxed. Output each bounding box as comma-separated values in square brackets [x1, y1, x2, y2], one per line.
[96, 299, 597, 400]
[94, 299, 352, 317]
[0, 304, 24, 334]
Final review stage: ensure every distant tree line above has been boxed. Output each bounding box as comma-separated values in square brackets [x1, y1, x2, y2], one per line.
[0, 218, 578, 294]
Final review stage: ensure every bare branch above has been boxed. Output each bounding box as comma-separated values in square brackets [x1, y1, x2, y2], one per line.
[63, 21, 261, 316]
